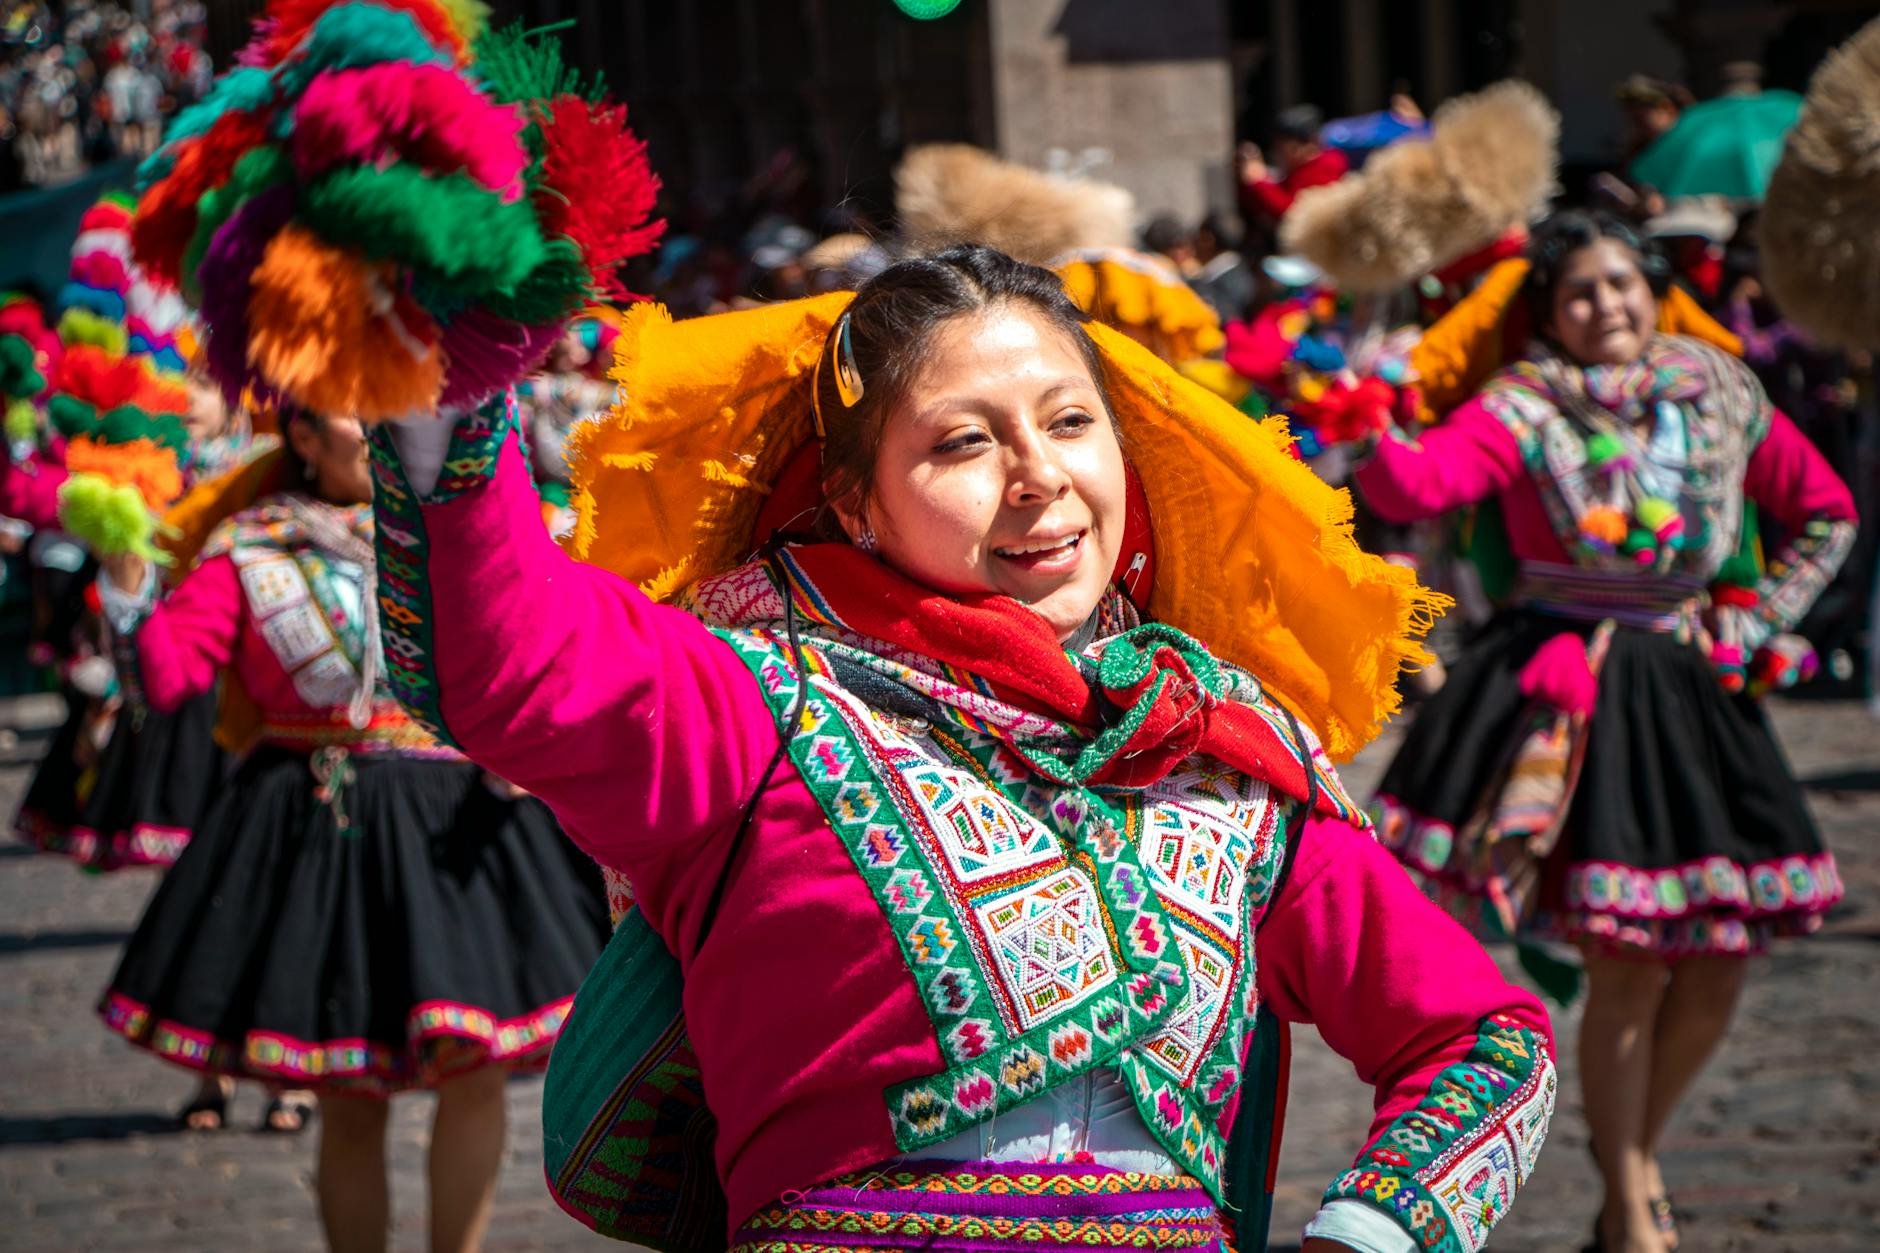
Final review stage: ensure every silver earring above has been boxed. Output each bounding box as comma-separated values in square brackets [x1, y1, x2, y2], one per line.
[855, 525, 878, 554]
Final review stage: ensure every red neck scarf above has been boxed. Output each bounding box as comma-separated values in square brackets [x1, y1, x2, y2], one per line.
[775, 545, 1353, 823]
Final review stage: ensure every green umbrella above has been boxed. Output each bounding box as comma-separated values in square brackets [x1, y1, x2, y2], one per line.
[1630, 90, 1804, 201]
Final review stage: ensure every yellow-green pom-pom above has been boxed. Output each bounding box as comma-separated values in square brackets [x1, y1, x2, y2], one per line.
[55, 474, 169, 563]
[56, 308, 130, 357]
[4, 398, 37, 444]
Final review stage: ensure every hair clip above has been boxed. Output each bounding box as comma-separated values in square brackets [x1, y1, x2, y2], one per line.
[833, 313, 865, 409]
[810, 312, 865, 440]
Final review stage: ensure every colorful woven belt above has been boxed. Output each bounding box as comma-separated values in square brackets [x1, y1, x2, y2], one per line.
[259, 704, 459, 759]
[730, 1160, 1229, 1253]
[1517, 561, 1705, 633]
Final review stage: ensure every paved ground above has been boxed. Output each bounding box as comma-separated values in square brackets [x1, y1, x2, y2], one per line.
[1, 692, 1875, 1250]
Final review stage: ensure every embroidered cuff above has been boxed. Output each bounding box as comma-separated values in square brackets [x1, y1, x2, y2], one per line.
[1758, 516, 1856, 636]
[96, 562, 156, 636]
[1304, 1199, 1419, 1253]
[1323, 1015, 1555, 1253]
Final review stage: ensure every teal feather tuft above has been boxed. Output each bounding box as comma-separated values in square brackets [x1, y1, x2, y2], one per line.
[272, 6, 452, 100]
[138, 67, 276, 189]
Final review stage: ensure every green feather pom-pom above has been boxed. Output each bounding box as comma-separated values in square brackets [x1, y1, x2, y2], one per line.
[97, 406, 191, 458]
[0, 333, 45, 400]
[494, 237, 591, 326]
[55, 474, 169, 562]
[300, 165, 550, 304]
[5, 398, 38, 443]
[47, 394, 99, 440]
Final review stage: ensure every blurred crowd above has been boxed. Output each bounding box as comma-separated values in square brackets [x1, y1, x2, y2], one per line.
[0, 0, 210, 192]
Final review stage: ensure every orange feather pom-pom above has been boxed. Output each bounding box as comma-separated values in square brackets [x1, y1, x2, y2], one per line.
[1577, 504, 1629, 549]
[63, 435, 186, 512]
[244, 226, 445, 418]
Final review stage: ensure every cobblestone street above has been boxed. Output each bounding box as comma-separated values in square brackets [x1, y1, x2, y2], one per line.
[2, 693, 1875, 1251]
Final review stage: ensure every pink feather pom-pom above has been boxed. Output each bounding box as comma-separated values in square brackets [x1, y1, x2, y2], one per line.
[1519, 631, 1601, 718]
[292, 62, 529, 201]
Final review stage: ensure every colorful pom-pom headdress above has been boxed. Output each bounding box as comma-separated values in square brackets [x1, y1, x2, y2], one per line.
[47, 196, 200, 560]
[130, 0, 664, 421]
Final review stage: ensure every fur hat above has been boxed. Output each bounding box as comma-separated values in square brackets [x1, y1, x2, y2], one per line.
[1760, 16, 1880, 351]
[1281, 81, 1560, 292]
[895, 144, 1135, 265]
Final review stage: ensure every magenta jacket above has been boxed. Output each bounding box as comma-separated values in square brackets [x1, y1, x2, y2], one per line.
[375, 419, 1555, 1236]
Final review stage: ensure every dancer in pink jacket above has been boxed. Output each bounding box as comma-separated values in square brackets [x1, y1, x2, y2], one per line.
[375, 247, 1558, 1253]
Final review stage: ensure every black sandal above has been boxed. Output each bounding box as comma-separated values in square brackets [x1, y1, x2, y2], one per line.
[260, 1091, 315, 1135]
[177, 1087, 229, 1132]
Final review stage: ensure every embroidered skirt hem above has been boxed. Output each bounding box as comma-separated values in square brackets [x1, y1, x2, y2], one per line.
[1371, 611, 1838, 959]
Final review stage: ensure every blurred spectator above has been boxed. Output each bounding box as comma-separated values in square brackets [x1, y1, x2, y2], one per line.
[1, 0, 210, 189]
[1188, 213, 1255, 324]
[1236, 104, 1350, 227]
[1140, 214, 1196, 273]
[1614, 74, 1692, 162]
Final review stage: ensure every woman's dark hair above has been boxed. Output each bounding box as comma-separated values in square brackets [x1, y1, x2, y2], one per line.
[814, 243, 1111, 526]
[1523, 209, 1673, 333]
[277, 407, 325, 488]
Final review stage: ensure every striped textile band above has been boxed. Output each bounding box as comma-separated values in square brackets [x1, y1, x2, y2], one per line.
[1517, 561, 1705, 632]
[260, 705, 460, 759]
[730, 1161, 1229, 1253]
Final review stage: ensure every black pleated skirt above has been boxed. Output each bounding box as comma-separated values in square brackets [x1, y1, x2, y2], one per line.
[15, 689, 225, 870]
[100, 748, 611, 1093]
[1374, 611, 1839, 958]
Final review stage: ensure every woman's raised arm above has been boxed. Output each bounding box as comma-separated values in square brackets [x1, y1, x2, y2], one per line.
[371, 399, 783, 871]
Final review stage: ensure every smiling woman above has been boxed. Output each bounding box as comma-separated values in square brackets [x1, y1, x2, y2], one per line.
[812, 247, 1126, 637]
[372, 245, 1559, 1253]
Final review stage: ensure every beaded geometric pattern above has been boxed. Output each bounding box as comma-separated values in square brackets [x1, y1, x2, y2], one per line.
[1326, 1013, 1556, 1253]
[714, 625, 1292, 1203]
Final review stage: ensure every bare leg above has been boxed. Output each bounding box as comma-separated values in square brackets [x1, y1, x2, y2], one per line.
[1639, 955, 1750, 1248]
[427, 1065, 509, 1253]
[317, 1092, 391, 1253]
[1578, 948, 1670, 1253]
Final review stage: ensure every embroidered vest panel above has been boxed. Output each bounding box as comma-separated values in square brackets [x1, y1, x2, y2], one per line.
[713, 626, 1290, 1202]
[227, 536, 372, 711]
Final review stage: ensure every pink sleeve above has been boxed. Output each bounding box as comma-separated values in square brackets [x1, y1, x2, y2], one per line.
[132, 554, 242, 712]
[1256, 815, 1556, 1194]
[1351, 401, 1527, 524]
[1740, 408, 1858, 636]
[409, 431, 783, 869]
[0, 447, 67, 531]
[1744, 408, 1857, 531]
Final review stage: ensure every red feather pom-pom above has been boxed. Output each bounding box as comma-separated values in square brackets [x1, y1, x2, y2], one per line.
[132, 110, 272, 288]
[533, 96, 665, 300]
[53, 345, 151, 412]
